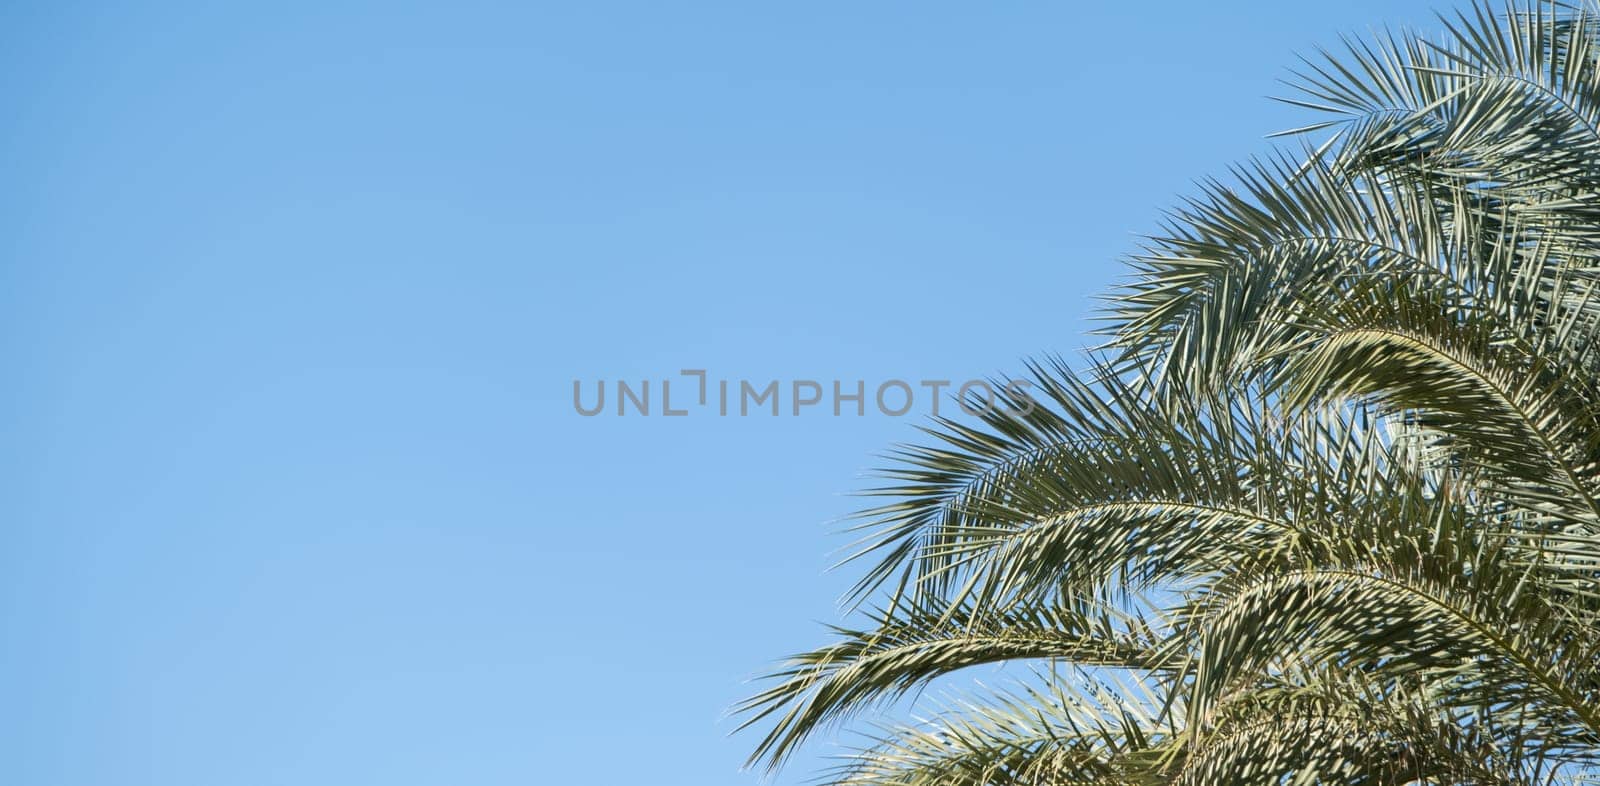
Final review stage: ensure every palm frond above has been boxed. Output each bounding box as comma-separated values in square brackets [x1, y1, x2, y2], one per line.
[741, 3, 1600, 784]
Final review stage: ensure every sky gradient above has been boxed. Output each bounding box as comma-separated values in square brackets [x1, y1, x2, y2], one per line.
[6, 1, 1447, 783]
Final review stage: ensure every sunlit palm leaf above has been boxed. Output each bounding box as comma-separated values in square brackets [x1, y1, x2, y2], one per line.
[741, 3, 1600, 784]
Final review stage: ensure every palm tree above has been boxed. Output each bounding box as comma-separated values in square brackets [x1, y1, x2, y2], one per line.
[737, 3, 1600, 785]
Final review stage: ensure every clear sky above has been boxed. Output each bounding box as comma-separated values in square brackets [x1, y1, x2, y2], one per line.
[5, 1, 1447, 784]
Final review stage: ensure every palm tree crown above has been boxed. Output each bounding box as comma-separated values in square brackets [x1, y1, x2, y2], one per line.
[740, 3, 1600, 785]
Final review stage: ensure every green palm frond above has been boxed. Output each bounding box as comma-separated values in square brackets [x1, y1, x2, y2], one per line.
[740, 3, 1600, 784]
[845, 358, 1431, 614]
[827, 676, 1172, 786]
[1271, 272, 1600, 529]
[1175, 675, 1542, 786]
[736, 595, 1170, 769]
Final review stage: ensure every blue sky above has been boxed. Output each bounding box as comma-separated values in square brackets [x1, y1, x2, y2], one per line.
[5, 1, 1445, 783]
